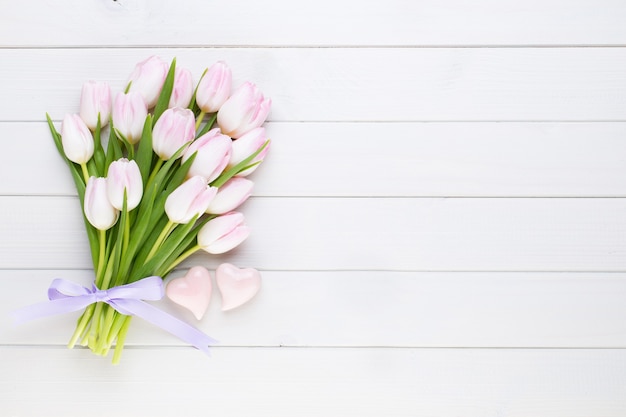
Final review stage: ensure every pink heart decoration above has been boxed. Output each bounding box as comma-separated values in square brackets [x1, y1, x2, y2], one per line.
[216, 263, 262, 311]
[165, 266, 212, 320]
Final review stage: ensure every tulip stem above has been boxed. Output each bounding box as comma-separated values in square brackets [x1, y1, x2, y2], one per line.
[146, 220, 176, 261]
[195, 111, 206, 131]
[80, 163, 90, 183]
[95, 229, 106, 285]
[112, 316, 132, 365]
[67, 305, 95, 349]
[146, 159, 164, 191]
[163, 244, 200, 275]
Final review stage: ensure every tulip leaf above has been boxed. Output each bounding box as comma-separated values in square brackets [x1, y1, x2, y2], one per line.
[104, 123, 116, 174]
[106, 124, 123, 165]
[123, 188, 156, 273]
[93, 116, 106, 175]
[135, 215, 199, 280]
[110, 198, 129, 288]
[195, 113, 217, 139]
[189, 67, 207, 117]
[114, 128, 134, 160]
[135, 114, 154, 188]
[236, 161, 262, 174]
[86, 158, 98, 177]
[47, 113, 65, 157]
[46, 114, 100, 271]
[152, 58, 176, 125]
[158, 217, 212, 278]
[165, 152, 196, 192]
[211, 139, 270, 188]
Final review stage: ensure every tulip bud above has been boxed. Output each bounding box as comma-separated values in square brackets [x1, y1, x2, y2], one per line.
[168, 67, 194, 109]
[84, 177, 119, 230]
[217, 82, 271, 138]
[228, 127, 270, 176]
[127, 55, 169, 108]
[152, 107, 196, 160]
[195, 61, 232, 113]
[181, 128, 232, 183]
[165, 176, 217, 224]
[79, 81, 112, 130]
[61, 114, 94, 164]
[197, 212, 250, 254]
[112, 91, 148, 144]
[206, 177, 254, 215]
[106, 158, 143, 211]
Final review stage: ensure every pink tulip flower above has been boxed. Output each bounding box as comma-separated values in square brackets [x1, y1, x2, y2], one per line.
[152, 107, 196, 160]
[84, 177, 119, 230]
[217, 82, 271, 138]
[181, 128, 232, 183]
[165, 176, 217, 224]
[61, 114, 94, 164]
[206, 177, 254, 215]
[168, 67, 194, 109]
[106, 158, 143, 211]
[79, 81, 112, 130]
[127, 55, 169, 108]
[228, 127, 270, 176]
[197, 211, 250, 254]
[195, 61, 232, 113]
[112, 91, 148, 144]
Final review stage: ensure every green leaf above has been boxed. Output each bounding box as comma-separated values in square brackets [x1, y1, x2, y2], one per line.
[114, 128, 135, 159]
[46, 114, 99, 270]
[152, 58, 176, 124]
[189, 67, 207, 116]
[195, 112, 217, 138]
[47, 113, 64, 157]
[93, 116, 106, 175]
[106, 124, 123, 166]
[135, 114, 154, 188]
[130, 215, 170, 278]
[122, 189, 156, 271]
[133, 216, 199, 281]
[83, 218, 100, 273]
[110, 197, 129, 288]
[157, 216, 212, 278]
[144, 143, 188, 197]
[165, 151, 196, 192]
[211, 139, 271, 188]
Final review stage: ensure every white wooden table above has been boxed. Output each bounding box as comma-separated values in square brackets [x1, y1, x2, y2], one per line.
[1, 1, 626, 415]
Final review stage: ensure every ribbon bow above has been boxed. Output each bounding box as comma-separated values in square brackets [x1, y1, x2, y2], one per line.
[12, 276, 216, 354]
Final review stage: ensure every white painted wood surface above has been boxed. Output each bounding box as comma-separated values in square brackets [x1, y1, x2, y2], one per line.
[2, 1, 626, 416]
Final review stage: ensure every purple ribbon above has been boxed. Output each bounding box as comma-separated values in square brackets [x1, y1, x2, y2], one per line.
[12, 276, 216, 354]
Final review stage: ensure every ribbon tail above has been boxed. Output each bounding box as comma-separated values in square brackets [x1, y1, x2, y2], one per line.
[11, 296, 94, 326]
[110, 299, 217, 355]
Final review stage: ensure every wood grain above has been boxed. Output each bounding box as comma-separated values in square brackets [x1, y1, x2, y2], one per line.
[2, 0, 626, 47]
[1, 347, 625, 417]
[3, 196, 626, 271]
[3, 0, 626, 413]
[3, 270, 626, 348]
[2, 48, 626, 122]
[4, 121, 626, 197]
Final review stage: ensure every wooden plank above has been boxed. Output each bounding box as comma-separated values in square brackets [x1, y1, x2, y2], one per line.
[2, 196, 626, 271]
[1, 347, 625, 416]
[5, 121, 626, 197]
[1, 0, 626, 47]
[3, 270, 626, 348]
[3, 48, 626, 122]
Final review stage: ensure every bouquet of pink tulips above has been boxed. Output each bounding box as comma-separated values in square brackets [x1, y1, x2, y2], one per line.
[38, 56, 270, 363]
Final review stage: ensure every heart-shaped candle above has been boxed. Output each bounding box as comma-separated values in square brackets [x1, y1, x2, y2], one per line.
[216, 263, 262, 311]
[165, 266, 212, 320]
